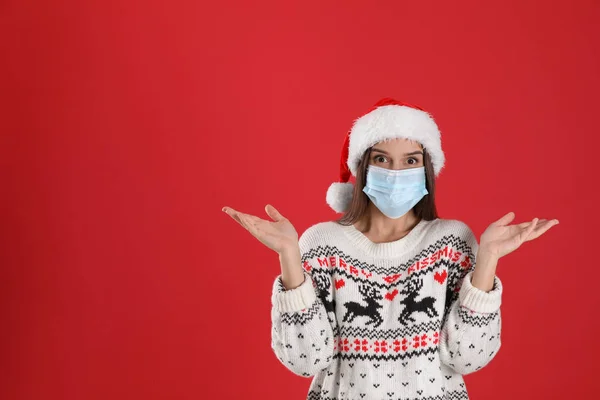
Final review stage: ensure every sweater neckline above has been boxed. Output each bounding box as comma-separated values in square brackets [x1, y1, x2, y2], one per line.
[338, 218, 430, 259]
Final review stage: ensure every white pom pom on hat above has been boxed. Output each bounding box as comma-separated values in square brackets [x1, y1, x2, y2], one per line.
[326, 97, 446, 214]
[326, 182, 355, 213]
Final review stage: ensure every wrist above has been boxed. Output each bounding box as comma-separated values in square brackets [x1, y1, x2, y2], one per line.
[278, 242, 300, 258]
[278, 245, 304, 290]
[477, 247, 499, 267]
[472, 250, 499, 292]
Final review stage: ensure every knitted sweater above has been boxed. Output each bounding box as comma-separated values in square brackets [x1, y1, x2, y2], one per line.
[270, 218, 503, 400]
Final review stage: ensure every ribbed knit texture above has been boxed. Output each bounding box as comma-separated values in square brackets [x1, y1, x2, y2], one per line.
[270, 218, 502, 400]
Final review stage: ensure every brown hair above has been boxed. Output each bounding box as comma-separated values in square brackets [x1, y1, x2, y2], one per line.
[335, 144, 440, 226]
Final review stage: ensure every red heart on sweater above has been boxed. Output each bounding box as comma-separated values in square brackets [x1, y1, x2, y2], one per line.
[302, 261, 312, 272]
[335, 279, 345, 289]
[385, 289, 399, 301]
[461, 256, 472, 269]
[434, 269, 447, 284]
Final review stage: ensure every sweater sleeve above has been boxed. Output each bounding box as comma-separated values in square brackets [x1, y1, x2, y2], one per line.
[270, 231, 336, 377]
[438, 223, 503, 375]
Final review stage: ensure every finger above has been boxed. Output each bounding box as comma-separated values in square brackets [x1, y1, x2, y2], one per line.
[265, 204, 286, 222]
[516, 221, 534, 229]
[517, 218, 549, 229]
[526, 219, 559, 241]
[240, 213, 265, 239]
[222, 206, 240, 222]
[538, 218, 559, 225]
[521, 218, 538, 242]
[504, 217, 544, 236]
[223, 207, 246, 227]
[243, 213, 270, 226]
[493, 211, 516, 227]
[238, 213, 254, 232]
[232, 209, 255, 231]
[223, 206, 240, 216]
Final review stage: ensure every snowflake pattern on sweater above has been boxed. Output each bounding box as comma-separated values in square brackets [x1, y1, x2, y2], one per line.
[270, 218, 502, 400]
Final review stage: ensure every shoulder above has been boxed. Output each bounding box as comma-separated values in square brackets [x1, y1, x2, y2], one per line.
[426, 218, 477, 245]
[429, 218, 473, 233]
[298, 220, 342, 252]
[298, 221, 335, 251]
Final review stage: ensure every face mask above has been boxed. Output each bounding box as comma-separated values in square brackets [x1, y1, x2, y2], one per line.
[362, 165, 429, 219]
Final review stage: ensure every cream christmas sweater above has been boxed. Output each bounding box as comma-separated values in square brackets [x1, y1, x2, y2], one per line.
[270, 218, 502, 400]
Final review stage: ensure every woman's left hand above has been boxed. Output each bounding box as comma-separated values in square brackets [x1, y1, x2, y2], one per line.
[479, 212, 559, 259]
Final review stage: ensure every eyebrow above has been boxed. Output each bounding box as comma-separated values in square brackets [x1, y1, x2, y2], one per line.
[371, 148, 424, 156]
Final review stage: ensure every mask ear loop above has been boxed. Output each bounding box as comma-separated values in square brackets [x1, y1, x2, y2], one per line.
[422, 147, 430, 192]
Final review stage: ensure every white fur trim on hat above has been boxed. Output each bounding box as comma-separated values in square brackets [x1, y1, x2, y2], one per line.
[347, 105, 445, 177]
[326, 182, 354, 213]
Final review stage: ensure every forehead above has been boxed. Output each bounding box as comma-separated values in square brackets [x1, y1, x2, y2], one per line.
[372, 138, 423, 152]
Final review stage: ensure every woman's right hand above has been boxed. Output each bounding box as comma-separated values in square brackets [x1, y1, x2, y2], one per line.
[222, 204, 299, 255]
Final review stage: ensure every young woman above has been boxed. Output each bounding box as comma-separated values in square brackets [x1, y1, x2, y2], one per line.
[223, 98, 558, 400]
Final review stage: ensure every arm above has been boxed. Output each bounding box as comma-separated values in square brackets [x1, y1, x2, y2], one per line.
[439, 224, 503, 375]
[270, 231, 336, 377]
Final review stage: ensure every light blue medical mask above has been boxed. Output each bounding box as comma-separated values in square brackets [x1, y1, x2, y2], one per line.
[362, 165, 429, 219]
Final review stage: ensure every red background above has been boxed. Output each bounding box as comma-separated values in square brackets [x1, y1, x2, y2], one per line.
[2, 1, 599, 399]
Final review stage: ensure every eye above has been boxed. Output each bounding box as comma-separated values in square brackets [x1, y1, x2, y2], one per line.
[374, 155, 387, 163]
[407, 157, 420, 165]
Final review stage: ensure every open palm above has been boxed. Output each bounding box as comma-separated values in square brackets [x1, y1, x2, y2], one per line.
[222, 204, 299, 254]
[480, 212, 559, 259]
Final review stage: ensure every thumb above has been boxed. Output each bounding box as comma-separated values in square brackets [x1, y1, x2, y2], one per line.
[265, 204, 285, 222]
[493, 211, 516, 226]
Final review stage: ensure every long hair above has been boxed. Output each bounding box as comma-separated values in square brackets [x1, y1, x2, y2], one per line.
[335, 146, 439, 225]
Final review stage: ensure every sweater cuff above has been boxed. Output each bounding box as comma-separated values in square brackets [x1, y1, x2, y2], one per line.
[458, 270, 502, 313]
[271, 271, 317, 313]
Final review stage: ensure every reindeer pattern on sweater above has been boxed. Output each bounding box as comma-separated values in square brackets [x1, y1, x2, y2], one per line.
[271, 218, 503, 400]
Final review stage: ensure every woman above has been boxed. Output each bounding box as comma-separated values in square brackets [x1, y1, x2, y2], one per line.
[222, 98, 558, 399]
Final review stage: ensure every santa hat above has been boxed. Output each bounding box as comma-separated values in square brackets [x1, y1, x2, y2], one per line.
[326, 97, 445, 213]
